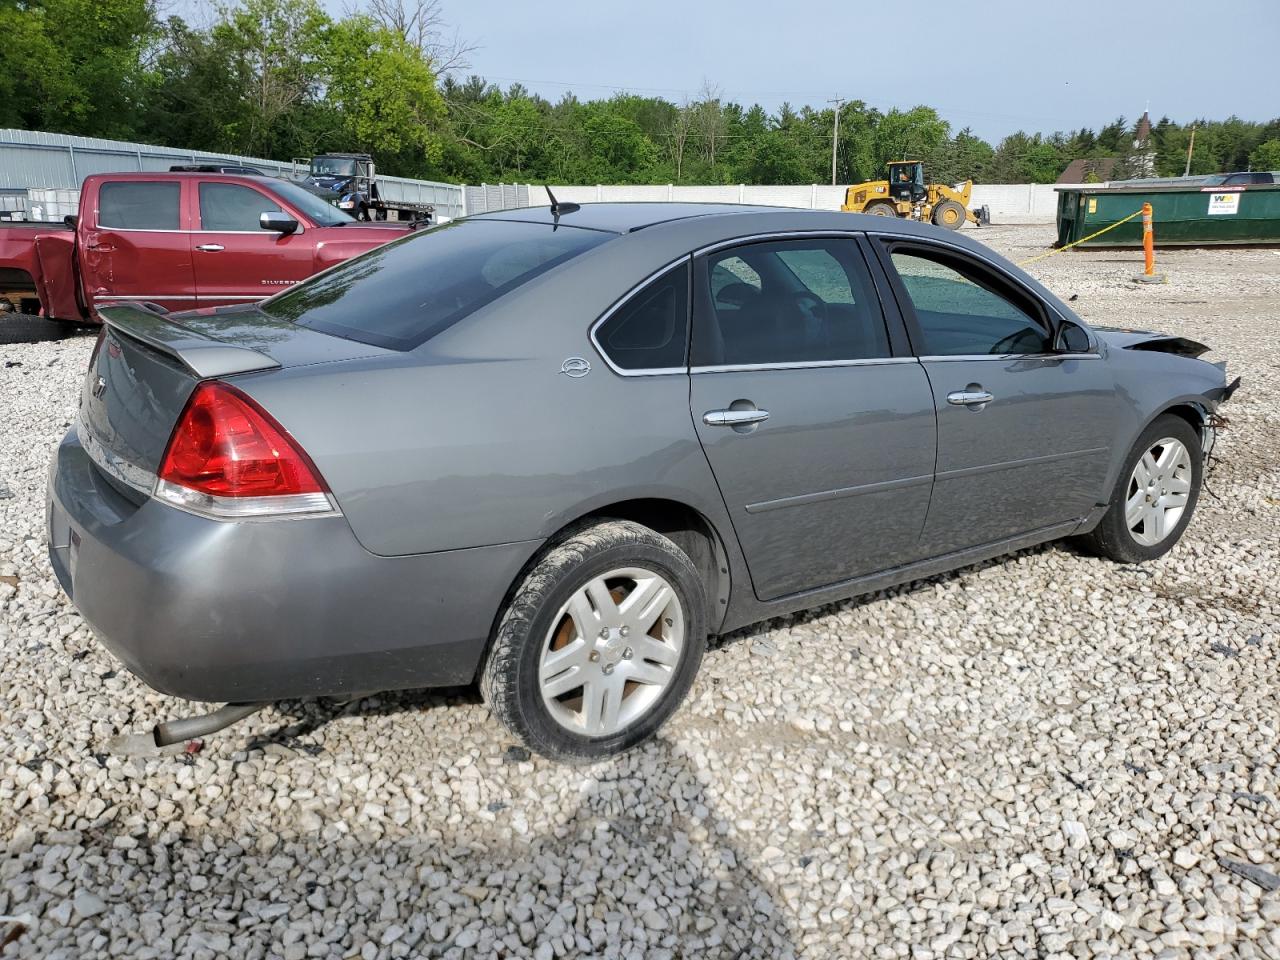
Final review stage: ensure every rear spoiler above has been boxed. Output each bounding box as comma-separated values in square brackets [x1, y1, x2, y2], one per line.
[97, 303, 280, 379]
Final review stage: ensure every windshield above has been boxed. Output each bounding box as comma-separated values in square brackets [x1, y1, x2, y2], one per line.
[312, 157, 358, 177]
[260, 219, 612, 350]
[269, 179, 355, 226]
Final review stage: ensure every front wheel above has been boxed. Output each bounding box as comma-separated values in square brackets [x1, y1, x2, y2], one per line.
[1075, 413, 1202, 562]
[481, 520, 707, 763]
[932, 199, 966, 230]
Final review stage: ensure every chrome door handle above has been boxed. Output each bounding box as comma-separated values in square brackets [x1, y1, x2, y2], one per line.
[703, 408, 770, 427]
[195, 243, 224, 252]
[947, 390, 994, 406]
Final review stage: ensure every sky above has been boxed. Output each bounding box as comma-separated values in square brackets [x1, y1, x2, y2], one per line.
[179, 0, 1277, 142]
[435, 0, 1276, 141]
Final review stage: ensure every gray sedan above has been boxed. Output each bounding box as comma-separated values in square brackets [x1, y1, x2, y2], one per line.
[47, 204, 1238, 761]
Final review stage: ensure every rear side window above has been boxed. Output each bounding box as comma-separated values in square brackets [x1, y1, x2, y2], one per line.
[261, 219, 611, 350]
[692, 238, 889, 366]
[594, 262, 689, 371]
[98, 182, 180, 230]
[199, 183, 280, 231]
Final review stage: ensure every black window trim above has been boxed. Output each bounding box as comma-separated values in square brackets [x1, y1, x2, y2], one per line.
[589, 255, 692, 377]
[687, 230, 909, 373]
[868, 232, 1099, 360]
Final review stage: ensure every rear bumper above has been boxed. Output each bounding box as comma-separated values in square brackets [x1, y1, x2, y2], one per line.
[47, 430, 540, 702]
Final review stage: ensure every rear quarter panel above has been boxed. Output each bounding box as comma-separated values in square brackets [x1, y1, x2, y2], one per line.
[236, 350, 726, 559]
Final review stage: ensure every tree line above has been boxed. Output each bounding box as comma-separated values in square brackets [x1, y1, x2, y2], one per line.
[3, 0, 1279, 186]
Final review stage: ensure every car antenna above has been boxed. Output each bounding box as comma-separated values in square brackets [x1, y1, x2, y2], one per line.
[547, 186, 579, 229]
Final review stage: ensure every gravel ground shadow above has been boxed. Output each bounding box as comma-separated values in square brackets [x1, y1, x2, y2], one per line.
[167, 697, 802, 958]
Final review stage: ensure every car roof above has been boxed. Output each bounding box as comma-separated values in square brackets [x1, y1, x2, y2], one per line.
[469, 202, 784, 234]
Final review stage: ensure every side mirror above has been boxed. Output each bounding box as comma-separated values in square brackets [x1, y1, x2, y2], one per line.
[260, 211, 299, 235]
[1056, 321, 1092, 353]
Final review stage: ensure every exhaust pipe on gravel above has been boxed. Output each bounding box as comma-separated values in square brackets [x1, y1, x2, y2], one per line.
[153, 702, 268, 747]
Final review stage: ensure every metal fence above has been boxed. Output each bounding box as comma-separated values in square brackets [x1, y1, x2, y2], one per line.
[0, 129, 465, 219]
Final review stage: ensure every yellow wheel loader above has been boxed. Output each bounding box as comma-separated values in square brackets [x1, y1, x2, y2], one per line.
[841, 161, 991, 230]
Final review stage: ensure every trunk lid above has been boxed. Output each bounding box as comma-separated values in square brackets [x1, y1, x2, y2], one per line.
[78, 303, 391, 489]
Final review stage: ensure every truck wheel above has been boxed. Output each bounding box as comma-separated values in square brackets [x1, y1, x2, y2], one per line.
[932, 200, 966, 230]
[481, 519, 707, 763]
[0, 314, 82, 345]
[864, 202, 898, 218]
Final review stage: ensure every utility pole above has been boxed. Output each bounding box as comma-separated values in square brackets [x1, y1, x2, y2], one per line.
[827, 97, 846, 186]
[1184, 124, 1196, 177]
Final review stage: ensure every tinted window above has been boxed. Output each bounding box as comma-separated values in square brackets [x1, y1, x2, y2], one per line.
[693, 238, 889, 366]
[268, 179, 355, 226]
[261, 219, 610, 350]
[595, 262, 688, 370]
[199, 183, 281, 231]
[98, 182, 180, 230]
[890, 249, 1051, 356]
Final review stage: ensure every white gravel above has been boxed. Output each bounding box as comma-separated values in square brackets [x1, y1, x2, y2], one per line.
[1, 225, 1278, 959]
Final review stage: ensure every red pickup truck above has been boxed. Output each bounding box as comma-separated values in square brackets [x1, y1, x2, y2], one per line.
[0, 172, 410, 323]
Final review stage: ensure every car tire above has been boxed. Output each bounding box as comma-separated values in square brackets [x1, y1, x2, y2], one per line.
[1075, 413, 1202, 563]
[480, 519, 707, 763]
[932, 199, 966, 230]
[865, 202, 898, 218]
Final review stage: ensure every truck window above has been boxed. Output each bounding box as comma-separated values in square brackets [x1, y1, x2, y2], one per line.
[199, 183, 282, 231]
[98, 182, 180, 231]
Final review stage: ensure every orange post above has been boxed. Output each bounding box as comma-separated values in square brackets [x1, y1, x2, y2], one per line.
[1142, 202, 1155, 276]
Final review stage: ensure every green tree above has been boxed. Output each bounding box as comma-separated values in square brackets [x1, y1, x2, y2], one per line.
[1250, 139, 1280, 172]
[323, 16, 446, 162]
[0, 0, 158, 137]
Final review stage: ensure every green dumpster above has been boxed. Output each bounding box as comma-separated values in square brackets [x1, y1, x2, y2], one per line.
[1055, 183, 1280, 247]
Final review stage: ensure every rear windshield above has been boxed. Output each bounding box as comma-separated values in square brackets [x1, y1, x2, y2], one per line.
[260, 219, 611, 349]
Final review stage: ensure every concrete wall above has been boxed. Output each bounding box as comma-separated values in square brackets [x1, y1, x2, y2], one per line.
[507, 183, 1066, 223]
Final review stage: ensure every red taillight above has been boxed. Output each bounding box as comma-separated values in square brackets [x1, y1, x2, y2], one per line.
[158, 381, 327, 499]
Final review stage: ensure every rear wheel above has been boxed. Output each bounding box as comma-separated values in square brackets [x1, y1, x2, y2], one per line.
[865, 202, 898, 218]
[0, 313, 82, 345]
[932, 199, 966, 230]
[1075, 413, 1202, 563]
[481, 520, 706, 763]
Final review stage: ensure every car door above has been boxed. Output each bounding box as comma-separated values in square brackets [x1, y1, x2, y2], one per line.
[192, 180, 317, 305]
[81, 179, 196, 313]
[688, 235, 937, 601]
[874, 238, 1119, 555]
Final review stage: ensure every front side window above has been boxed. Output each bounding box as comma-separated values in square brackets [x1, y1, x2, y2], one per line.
[889, 248, 1052, 356]
[261, 219, 610, 350]
[98, 181, 180, 230]
[595, 262, 689, 371]
[199, 183, 281, 231]
[693, 238, 889, 366]
[267, 180, 355, 227]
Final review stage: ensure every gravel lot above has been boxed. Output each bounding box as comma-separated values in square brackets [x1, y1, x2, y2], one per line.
[1, 225, 1278, 959]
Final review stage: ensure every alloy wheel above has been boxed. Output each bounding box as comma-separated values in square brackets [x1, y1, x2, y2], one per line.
[538, 567, 685, 737]
[1126, 436, 1193, 546]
